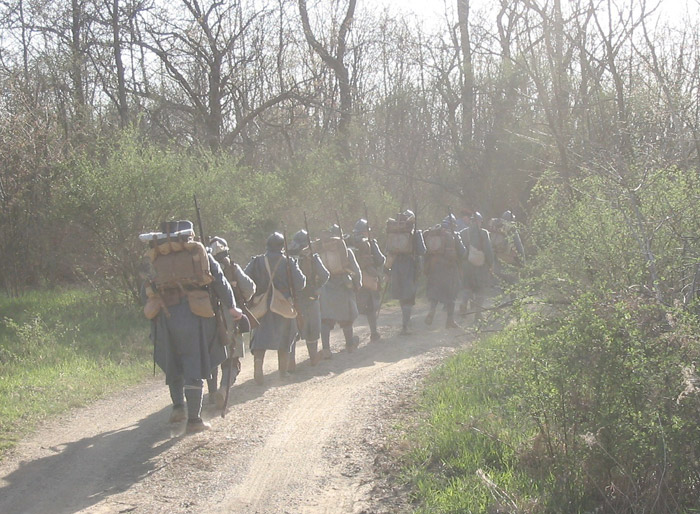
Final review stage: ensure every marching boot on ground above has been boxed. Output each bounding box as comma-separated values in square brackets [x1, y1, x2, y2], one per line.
[385, 210, 426, 335]
[253, 351, 265, 385]
[141, 220, 242, 433]
[423, 214, 467, 330]
[287, 229, 330, 367]
[277, 349, 289, 378]
[348, 218, 386, 342]
[205, 236, 256, 407]
[460, 212, 494, 326]
[245, 232, 306, 384]
[318, 225, 362, 356]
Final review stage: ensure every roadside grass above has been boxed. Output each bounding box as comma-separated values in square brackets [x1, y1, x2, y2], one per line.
[0, 289, 152, 455]
[402, 333, 540, 513]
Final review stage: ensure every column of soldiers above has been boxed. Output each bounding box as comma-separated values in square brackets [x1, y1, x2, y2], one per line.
[141, 209, 523, 432]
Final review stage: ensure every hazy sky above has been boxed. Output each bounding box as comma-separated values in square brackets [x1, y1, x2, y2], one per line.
[373, 0, 699, 26]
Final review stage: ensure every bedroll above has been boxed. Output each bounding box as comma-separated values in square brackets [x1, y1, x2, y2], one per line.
[386, 218, 413, 255]
[147, 240, 214, 289]
[313, 237, 350, 275]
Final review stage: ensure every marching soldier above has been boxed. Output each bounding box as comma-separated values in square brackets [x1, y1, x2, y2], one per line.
[287, 229, 330, 368]
[319, 225, 362, 357]
[348, 219, 385, 342]
[142, 220, 242, 433]
[424, 214, 466, 329]
[385, 210, 426, 335]
[245, 233, 305, 385]
[206, 236, 256, 408]
[461, 212, 494, 324]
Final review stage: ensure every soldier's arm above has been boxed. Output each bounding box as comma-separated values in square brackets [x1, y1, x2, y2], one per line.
[370, 238, 386, 268]
[313, 253, 330, 288]
[209, 255, 236, 310]
[290, 256, 306, 292]
[455, 232, 467, 258]
[414, 230, 427, 256]
[233, 263, 256, 301]
[348, 249, 362, 289]
[483, 230, 495, 268]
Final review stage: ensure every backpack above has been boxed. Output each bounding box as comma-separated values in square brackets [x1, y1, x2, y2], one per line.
[423, 226, 446, 255]
[147, 239, 213, 289]
[385, 218, 413, 255]
[142, 238, 214, 319]
[313, 236, 350, 276]
[467, 229, 486, 267]
[353, 237, 381, 291]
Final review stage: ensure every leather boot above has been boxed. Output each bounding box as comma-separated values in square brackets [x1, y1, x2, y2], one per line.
[307, 342, 320, 366]
[446, 314, 460, 329]
[277, 350, 289, 379]
[253, 351, 265, 385]
[287, 350, 296, 373]
[459, 302, 468, 318]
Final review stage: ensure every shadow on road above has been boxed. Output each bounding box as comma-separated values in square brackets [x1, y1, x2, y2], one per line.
[0, 406, 177, 514]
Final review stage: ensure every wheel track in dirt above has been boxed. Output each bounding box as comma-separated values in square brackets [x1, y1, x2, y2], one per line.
[0, 305, 473, 513]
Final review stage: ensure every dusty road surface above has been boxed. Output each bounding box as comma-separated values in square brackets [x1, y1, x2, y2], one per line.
[0, 306, 472, 513]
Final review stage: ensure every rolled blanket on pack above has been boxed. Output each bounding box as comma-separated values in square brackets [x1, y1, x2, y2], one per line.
[139, 229, 194, 243]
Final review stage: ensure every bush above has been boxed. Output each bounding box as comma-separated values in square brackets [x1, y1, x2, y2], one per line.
[406, 165, 700, 512]
[407, 294, 700, 512]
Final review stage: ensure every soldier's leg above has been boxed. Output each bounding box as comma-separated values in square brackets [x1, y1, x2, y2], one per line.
[425, 300, 437, 325]
[306, 340, 320, 365]
[206, 367, 219, 403]
[400, 300, 413, 334]
[341, 322, 359, 352]
[287, 339, 297, 373]
[253, 349, 265, 385]
[168, 375, 187, 423]
[321, 319, 333, 359]
[277, 349, 289, 378]
[473, 290, 485, 324]
[216, 357, 241, 409]
[367, 302, 381, 342]
[459, 289, 470, 318]
[446, 302, 460, 329]
[184, 379, 210, 432]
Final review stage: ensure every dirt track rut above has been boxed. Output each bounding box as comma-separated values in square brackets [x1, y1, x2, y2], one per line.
[0, 306, 471, 513]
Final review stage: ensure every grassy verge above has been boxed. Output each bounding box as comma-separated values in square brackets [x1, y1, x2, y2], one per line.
[402, 333, 538, 513]
[0, 289, 152, 455]
[401, 294, 700, 513]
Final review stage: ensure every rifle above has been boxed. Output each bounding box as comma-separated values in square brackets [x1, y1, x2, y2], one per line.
[448, 206, 465, 283]
[193, 194, 228, 345]
[193, 194, 232, 416]
[303, 211, 316, 288]
[334, 210, 344, 241]
[282, 224, 304, 333]
[363, 201, 372, 239]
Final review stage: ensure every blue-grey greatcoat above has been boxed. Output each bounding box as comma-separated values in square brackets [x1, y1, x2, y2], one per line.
[320, 248, 362, 323]
[461, 226, 494, 292]
[152, 255, 234, 385]
[245, 251, 306, 352]
[294, 253, 330, 341]
[351, 237, 386, 315]
[425, 229, 466, 304]
[222, 261, 256, 358]
[389, 230, 426, 304]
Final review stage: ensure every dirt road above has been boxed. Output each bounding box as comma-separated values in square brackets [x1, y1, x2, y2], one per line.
[0, 306, 470, 513]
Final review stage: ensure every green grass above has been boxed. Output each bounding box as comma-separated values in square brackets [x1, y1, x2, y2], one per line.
[0, 289, 152, 455]
[402, 336, 541, 513]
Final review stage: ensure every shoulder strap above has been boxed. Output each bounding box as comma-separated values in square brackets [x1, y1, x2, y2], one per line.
[264, 256, 285, 291]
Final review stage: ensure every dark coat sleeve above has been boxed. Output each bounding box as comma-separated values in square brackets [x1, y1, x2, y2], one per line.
[312, 253, 330, 289]
[370, 238, 386, 268]
[209, 254, 236, 309]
